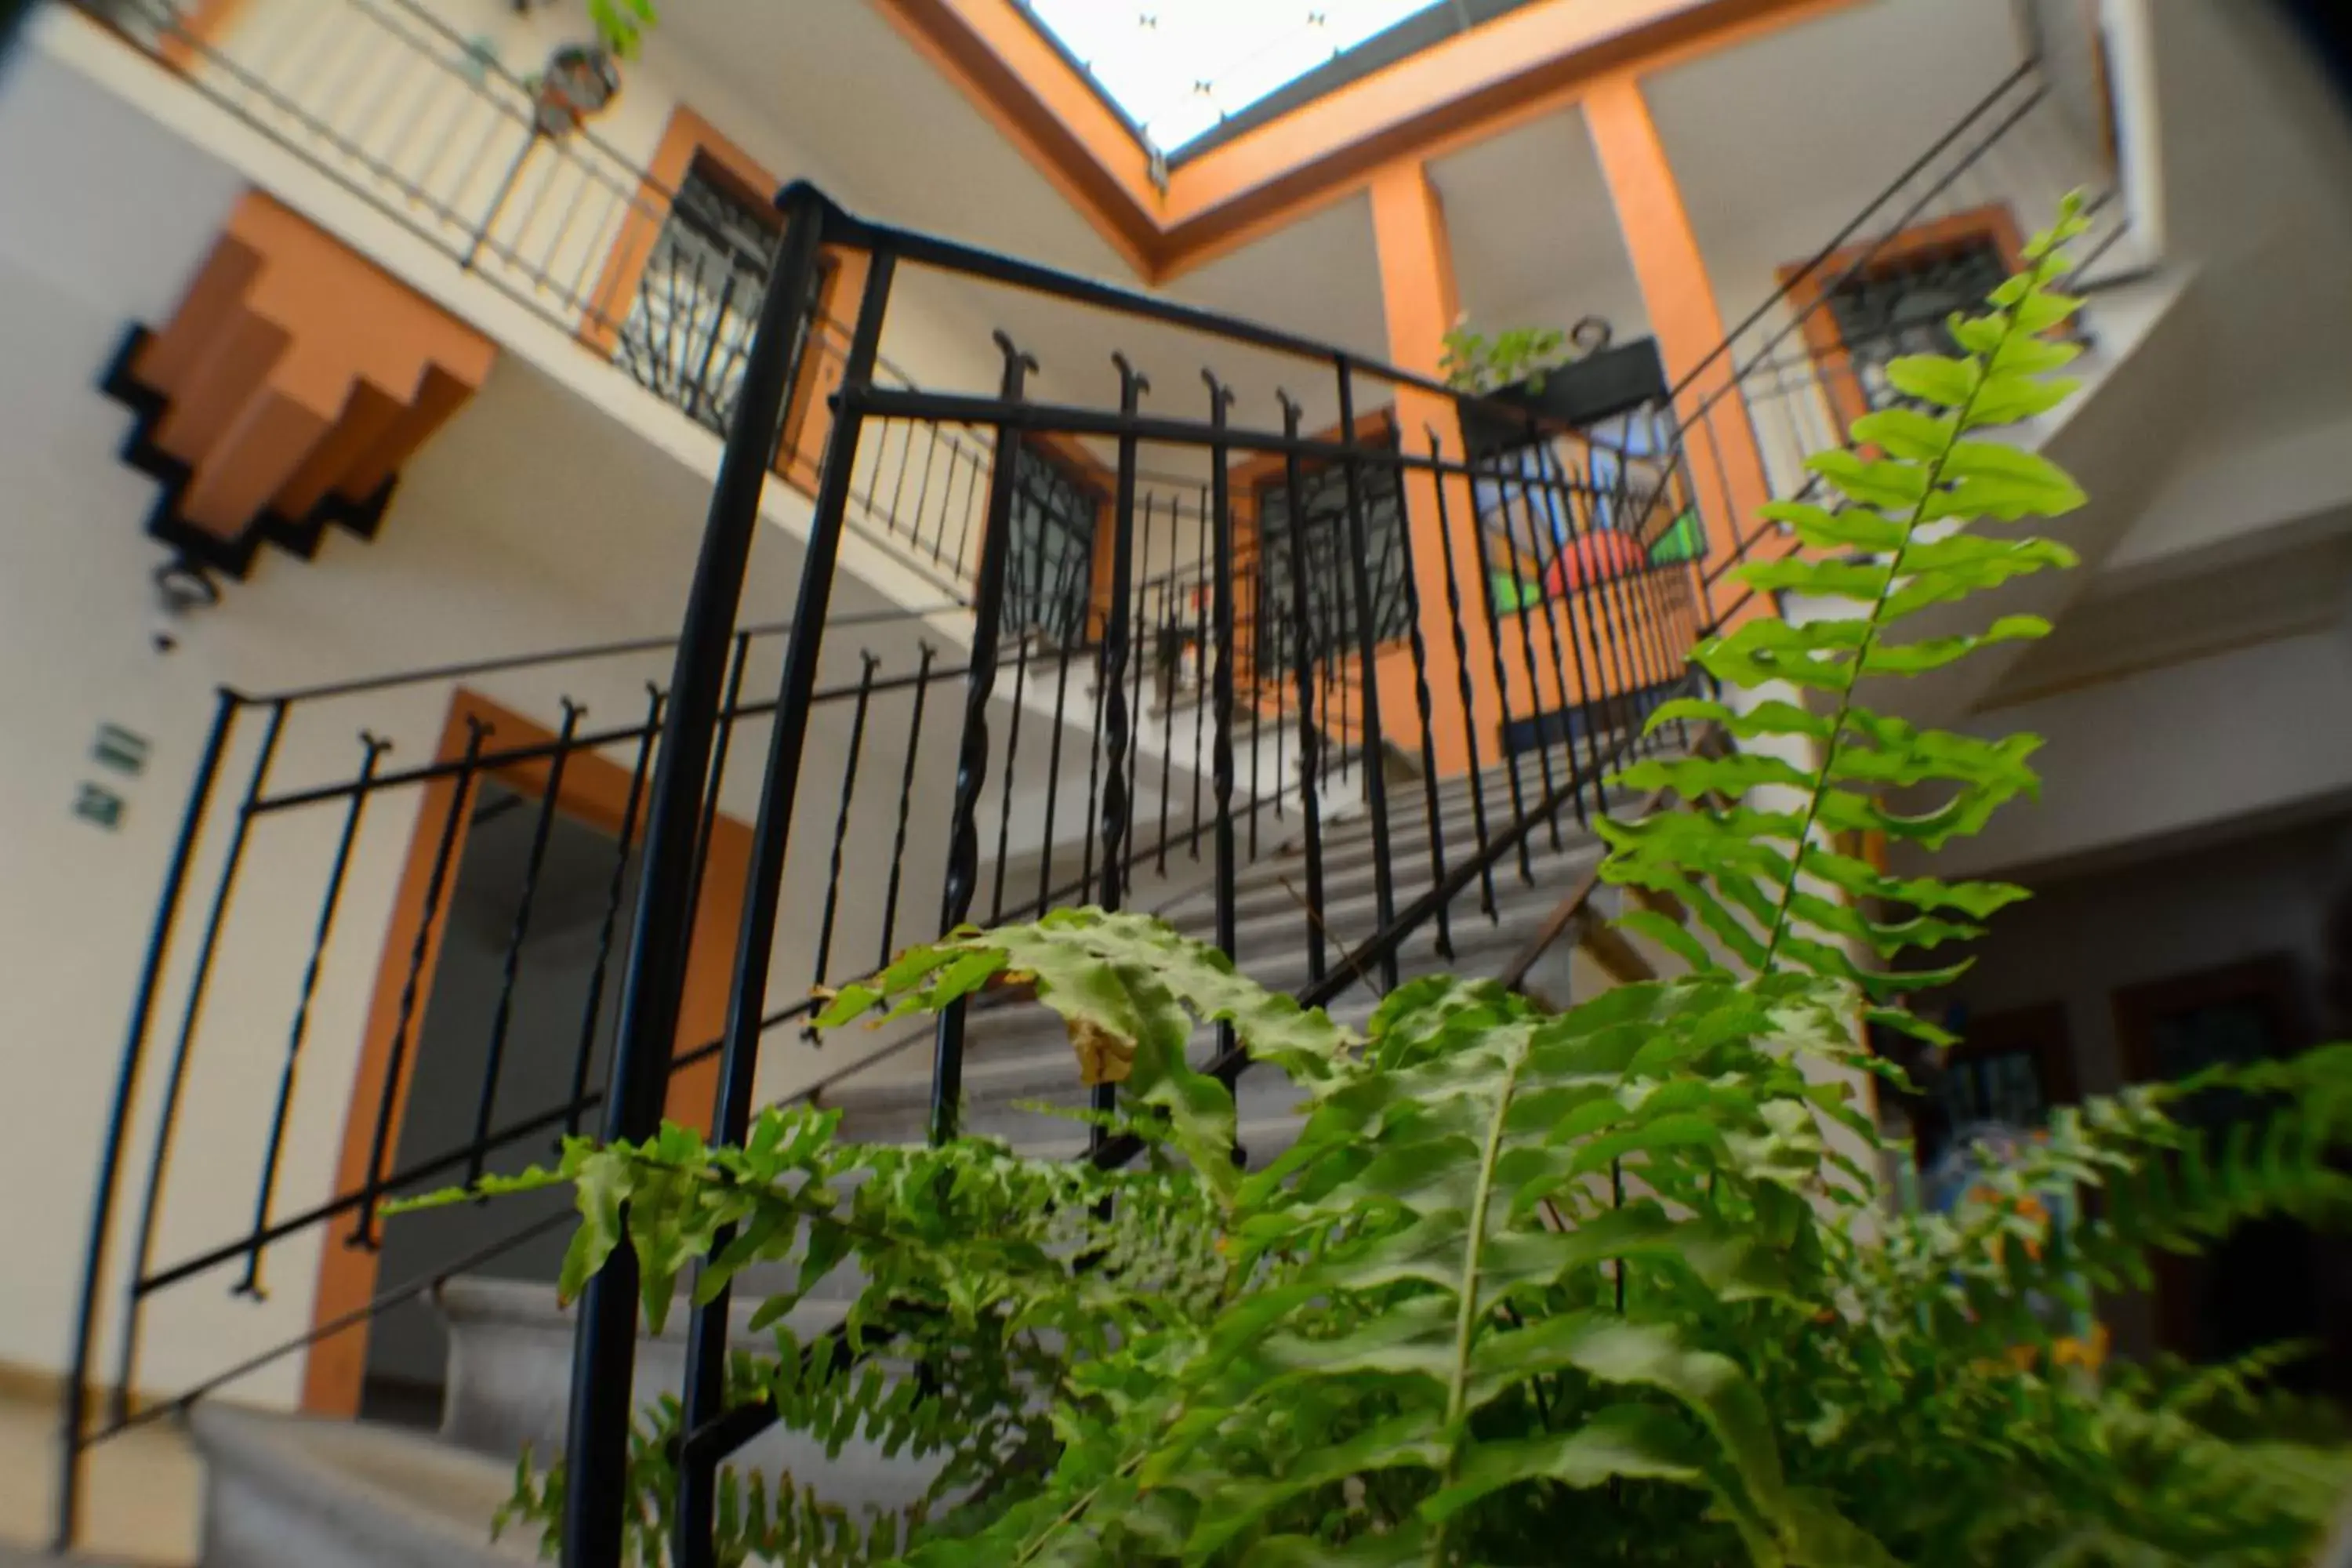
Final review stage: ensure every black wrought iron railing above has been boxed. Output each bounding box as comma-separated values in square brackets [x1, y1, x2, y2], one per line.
[53, 17, 2131, 1567]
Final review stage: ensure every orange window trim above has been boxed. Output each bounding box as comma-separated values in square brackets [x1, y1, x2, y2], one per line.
[299, 688, 745, 1417]
[874, 0, 1860, 284]
[985, 433, 1118, 619]
[1778, 204, 2025, 444]
[584, 103, 857, 501]
[580, 105, 782, 358]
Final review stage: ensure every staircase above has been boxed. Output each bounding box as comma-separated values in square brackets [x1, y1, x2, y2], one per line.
[46, 24, 2151, 1567]
[158, 736, 1664, 1567]
[815, 746, 1657, 1163]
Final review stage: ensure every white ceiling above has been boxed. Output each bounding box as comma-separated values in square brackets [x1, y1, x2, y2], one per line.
[649, 0, 1132, 279]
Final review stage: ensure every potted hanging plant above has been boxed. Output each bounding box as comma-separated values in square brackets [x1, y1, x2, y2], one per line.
[1445, 314, 1670, 458]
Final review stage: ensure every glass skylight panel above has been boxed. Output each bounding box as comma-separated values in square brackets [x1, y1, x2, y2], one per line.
[1025, 1, 1439, 154]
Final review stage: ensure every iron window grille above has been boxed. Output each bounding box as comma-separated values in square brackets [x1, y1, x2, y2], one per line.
[1255, 426, 1413, 662]
[1824, 234, 2013, 412]
[613, 156, 820, 436]
[1002, 442, 1101, 645]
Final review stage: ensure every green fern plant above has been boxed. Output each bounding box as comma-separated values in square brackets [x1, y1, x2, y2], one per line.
[410, 197, 2352, 1565]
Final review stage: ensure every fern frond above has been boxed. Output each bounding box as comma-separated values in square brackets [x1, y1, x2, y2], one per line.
[1602, 194, 2096, 985]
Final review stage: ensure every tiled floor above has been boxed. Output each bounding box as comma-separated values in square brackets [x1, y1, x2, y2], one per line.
[0, 1392, 198, 1566]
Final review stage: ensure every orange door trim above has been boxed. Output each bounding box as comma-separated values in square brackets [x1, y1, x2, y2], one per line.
[298, 687, 745, 1416]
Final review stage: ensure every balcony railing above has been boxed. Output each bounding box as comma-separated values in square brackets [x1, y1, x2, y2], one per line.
[74, 0, 1003, 600]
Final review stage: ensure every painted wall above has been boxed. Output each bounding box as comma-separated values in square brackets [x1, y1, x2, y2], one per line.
[1926, 619, 2352, 884]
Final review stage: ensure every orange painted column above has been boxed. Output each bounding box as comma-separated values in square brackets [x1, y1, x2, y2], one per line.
[1585, 72, 1774, 614]
[1367, 160, 1496, 778]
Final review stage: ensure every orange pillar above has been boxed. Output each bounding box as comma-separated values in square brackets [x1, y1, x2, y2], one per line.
[1368, 160, 1497, 776]
[1585, 74, 1773, 595]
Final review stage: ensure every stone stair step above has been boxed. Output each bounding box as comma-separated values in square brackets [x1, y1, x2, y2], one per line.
[189, 1405, 532, 1567]
[432, 1278, 942, 1516]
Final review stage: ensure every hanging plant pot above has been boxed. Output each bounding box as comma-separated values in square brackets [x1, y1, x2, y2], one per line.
[532, 42, 620, 139]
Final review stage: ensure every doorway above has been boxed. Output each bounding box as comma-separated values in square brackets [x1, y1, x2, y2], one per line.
[2114, 956, 2331, 1384]
[358, 779, 638, 1426]
[301, 688, 746, 1418]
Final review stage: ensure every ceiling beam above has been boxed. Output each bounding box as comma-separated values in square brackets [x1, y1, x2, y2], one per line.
[873, 0, 1864, 283]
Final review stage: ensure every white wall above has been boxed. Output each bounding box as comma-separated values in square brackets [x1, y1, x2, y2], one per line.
[1923, 619, 2352, 883]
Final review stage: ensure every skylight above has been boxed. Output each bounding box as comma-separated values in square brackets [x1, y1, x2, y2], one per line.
[1024, 1, 1442, 157]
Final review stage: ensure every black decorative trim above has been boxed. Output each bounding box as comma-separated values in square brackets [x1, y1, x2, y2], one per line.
[100, 324, 398, 582]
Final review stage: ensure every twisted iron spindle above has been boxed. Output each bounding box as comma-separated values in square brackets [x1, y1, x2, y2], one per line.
[1424, 427, 1498, 920]
[877, 643, 937, 967]
[930, 332, 1036, 1145]
[807, 652, 882, 1033]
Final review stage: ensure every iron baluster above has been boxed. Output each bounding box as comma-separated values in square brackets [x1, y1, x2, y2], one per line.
[1203, 371, 1241, 1057]
[1392, 474, 1453, 960]
[1545, 441, 1638, 793]
[1247, 561, 1263, 862]
[1568, 440, 1655, 776]
[1509, 444, 1595, 826]
[1087, 354, 1149, 1144]
[989, 524, 1040, 922]
[111, 695, 289, 1417]
[56, 688, 240, 1553]
[911, 426, 942, 562]
[1592, 438, 1681, 746]
[469, 699, 583, 1188]
[564, 180, 834, 1568]
[1153, 494, 1179, 877]
[1077, 645, 1105, 909]
[1125, 495, 1155, 902]
[237, 731, 391, 1298]
[1188, 535, 1207, 862]
[807, 652, 882, 1031]
[949, 440, 978, 579]
[570, 685, 662, 1136]
[685, 269, 740, 426]
[1468, 443, 1537, 886]
[877, 644, 936, 967]
[1491, 445, 1563, 847]
[1577, 443, 1665, 756]
[928, 332, 1036, 1146]
[1333, 358, 1399, 991]
[349, 711, 488, 1251]
[1509, 438, 1584, 838]
[673, 244, 896, 1568]
[1276, 394, 1328, 986]
[1423, 428, 1498, 920]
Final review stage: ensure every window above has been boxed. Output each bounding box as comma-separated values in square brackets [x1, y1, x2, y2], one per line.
[1003, 443, 1102, 645]
[1254, 430, 1412, 662]
[1783, 208, 2023, 437]
[612, 156, 817, 437]
[1822, 236, 2013, 413]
